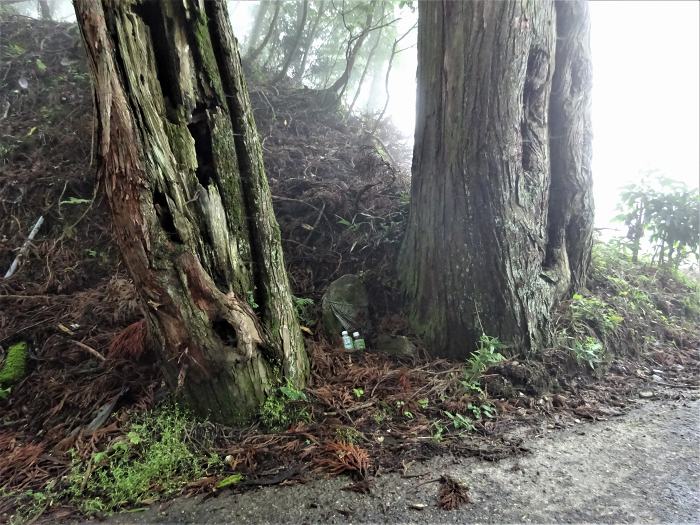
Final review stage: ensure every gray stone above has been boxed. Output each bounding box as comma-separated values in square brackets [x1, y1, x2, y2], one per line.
[374, 335, 417, 358]
[321, 274, 369, 339]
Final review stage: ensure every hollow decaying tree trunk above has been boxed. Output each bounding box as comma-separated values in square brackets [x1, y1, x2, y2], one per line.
[401, 0, 593, 358]
[74, 0, 308, 424]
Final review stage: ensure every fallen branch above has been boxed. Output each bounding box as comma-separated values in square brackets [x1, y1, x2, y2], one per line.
[71, 340, 105, 362]
[4, 215, 44, 279]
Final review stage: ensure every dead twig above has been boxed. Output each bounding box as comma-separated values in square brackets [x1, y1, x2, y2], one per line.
[70, 340, 105, 362]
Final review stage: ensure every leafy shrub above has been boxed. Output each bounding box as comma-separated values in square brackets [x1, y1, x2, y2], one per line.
[292, 296, 315, 326]
[570, 293, 623, 336]
[570, 336, 604, 369]
[615, 173, 698, 268]
[461, 334, 505, 393]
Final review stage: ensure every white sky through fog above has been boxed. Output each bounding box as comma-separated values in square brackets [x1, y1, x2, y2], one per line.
[589, 1, 699, 228]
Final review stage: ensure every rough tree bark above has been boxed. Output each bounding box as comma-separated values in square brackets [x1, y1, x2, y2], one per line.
[545, 1, 594, 293]
[74, 0, 308, 424]
[400, 0, 593, 358]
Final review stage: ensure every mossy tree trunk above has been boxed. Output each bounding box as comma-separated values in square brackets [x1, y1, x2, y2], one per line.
[400, 0, 593, 358]
[74, 0, 308, 425]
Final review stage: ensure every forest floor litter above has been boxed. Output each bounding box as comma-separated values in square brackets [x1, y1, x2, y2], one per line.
[104, 394, 700, 524]
[1, 15, 699, 523]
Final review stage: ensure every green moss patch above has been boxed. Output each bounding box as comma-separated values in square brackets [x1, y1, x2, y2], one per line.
[0, 342, 28, 388]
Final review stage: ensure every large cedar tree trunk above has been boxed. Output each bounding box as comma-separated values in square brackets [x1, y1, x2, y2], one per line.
[401, 0, 593, 358]
[74, 0, 308, 424]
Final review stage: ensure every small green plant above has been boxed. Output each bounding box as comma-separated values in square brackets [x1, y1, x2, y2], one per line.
[6, 43, 25, 57]
[570, 336, 604, 369]
[352, 387, 364, 399]
[417, 398, 429, 409]
[260, 382, 310, 431]
[335, 426, 362, 444]
[336, 215, 361, 232]
[0, 341, 28, 388]
[461, 334, 505, 393]
[467, 402, 496, 420]
[66, 404, 211, 514]
[6, 485, 59, 525]
[372, 407, 389, 425]
[570, 293, 623, 335]
[246, 290, 259, 310]
[292, 296, 315, 326]
[444, 411, 475, 432]
[431, 421, 447, 442]
[215, 473, 244, 489]
[279, 383, 307, 401]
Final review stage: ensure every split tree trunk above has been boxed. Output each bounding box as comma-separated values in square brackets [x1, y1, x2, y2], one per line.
[74, 0, 308, 424]
[401, 0, 593, 358]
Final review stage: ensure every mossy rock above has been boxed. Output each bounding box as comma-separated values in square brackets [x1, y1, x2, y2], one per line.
[374, 335, 417, 358]
[321, 274, 370, 340]
[490, 360, 551, 395]
[0, 341, 28, 388]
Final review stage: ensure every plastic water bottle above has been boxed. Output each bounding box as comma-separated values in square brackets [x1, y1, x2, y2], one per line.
[352, 331, 366, 350]
[341, 330, 354, 350]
